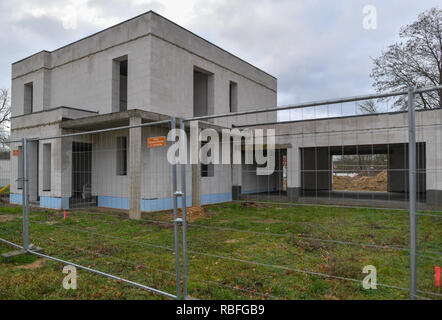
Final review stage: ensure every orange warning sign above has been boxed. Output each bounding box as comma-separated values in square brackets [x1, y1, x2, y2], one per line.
[148, 136, 166, 148]
[12, 150, 20, 156]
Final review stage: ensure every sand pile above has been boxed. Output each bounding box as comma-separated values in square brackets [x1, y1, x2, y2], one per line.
[333, 170, 388, 192]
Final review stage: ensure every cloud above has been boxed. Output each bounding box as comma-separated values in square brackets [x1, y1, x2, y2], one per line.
[0, 0, 440, 122]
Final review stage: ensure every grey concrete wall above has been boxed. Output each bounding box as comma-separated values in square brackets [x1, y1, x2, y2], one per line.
[250, 109, 442, 204]
[9, 120, 62, 199]
[149, 35, 277, 126]
[241, 162, 277, 194]
[0, 160, 10, 187]
[11, 11, 277, 128]
[63, 124, 230, 202]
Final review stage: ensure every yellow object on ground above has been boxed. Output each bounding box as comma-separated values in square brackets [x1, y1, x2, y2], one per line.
[0, 184, 10, 193]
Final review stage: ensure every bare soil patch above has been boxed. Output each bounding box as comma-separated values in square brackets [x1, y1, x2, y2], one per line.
[0, 215, 17, 222]
[14, 259, 46, 270]
[159, 206, 210, 224]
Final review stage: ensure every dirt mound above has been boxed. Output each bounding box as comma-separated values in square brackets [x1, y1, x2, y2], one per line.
[14, 259, 46, 270]
[333, 170, 388, 192]
[178, 206, 207, 223]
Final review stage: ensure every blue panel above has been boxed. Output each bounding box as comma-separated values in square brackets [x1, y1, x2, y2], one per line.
[98, 196, 129, 210]
[40, 197, 70, 209]
[10, 193, 23, 205]
[201, 192, 232, 205]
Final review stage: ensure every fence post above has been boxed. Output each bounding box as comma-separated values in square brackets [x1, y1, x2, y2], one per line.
[180, 119, 188, 299]
[408, 87, 417, 300]
[171, 117, 181, 299]
[22, 138, 29, 251]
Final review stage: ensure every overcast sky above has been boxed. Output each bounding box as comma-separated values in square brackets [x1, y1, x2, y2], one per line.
[0, 0, 440, 120]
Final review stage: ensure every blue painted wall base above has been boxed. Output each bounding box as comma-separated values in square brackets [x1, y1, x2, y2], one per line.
[10, 193, 23, 205]
[40, 197, 70, 209]
[10, 192, 233, 212]
[97, 192, 231, 212]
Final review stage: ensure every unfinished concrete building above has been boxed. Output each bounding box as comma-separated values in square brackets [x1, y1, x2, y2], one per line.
[234, 108, 442, 208]
[9, 11, 277, 217]
[9, 11, 442, 215]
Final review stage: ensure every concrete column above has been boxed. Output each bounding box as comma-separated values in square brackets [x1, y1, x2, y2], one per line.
[192, 164, 201, 207]
[231, 164, 242, 200]
[287, 146, 301, 201]
[426, 137, 442, 207]
[129, 116, 142, 219]
[191, 123, 201, 207]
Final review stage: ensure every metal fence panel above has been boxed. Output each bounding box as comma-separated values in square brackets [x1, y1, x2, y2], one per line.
[1, 120, 180, 300]
[1, 86, 441, 300]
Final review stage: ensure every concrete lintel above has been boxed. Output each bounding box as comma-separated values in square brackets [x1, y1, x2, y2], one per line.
[60, 109, 171, 131]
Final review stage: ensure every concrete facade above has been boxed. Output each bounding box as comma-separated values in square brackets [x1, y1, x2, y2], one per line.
[9, 11, 276, 216]
[11, 11, 276, 120]
[236, 108, 442, 208]
[10, 11, 441, 213]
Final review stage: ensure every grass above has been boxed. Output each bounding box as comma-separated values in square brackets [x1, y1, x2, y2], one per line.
[0, 201, 441, 300]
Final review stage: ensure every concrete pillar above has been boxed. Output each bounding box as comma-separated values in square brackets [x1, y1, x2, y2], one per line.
[192, 164, 201, 207]
[191, 123, 201, 207]
[129, 116, 142, 219]
[287, 146, 301, 201]
[231, 164, 242, 200]
[425, 136, 442, 207]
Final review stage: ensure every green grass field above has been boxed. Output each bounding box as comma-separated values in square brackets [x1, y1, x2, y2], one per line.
[0, 202, 441, 300]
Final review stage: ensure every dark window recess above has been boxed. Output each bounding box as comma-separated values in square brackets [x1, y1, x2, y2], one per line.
[229, 81, 238, 113]
[112, 56, 128, 112]
[201, 140, 214, 177]
[116, 136, 128, 176]
[24, 82, 34, 114]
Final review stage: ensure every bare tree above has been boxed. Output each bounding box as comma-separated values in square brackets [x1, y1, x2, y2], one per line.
[358, 100, 378, 114]
[0, 88, 11, 142]
[370, 7, 442, 110]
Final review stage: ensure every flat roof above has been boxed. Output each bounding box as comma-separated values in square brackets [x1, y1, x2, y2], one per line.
[12, 11, 276, 80]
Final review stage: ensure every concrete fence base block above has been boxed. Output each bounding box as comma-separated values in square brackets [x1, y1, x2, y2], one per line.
[1, 244, 44, 259]
[232, 186, 242, 200]
[426, 190, 442, 207]
[287, 187, 301, 202]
